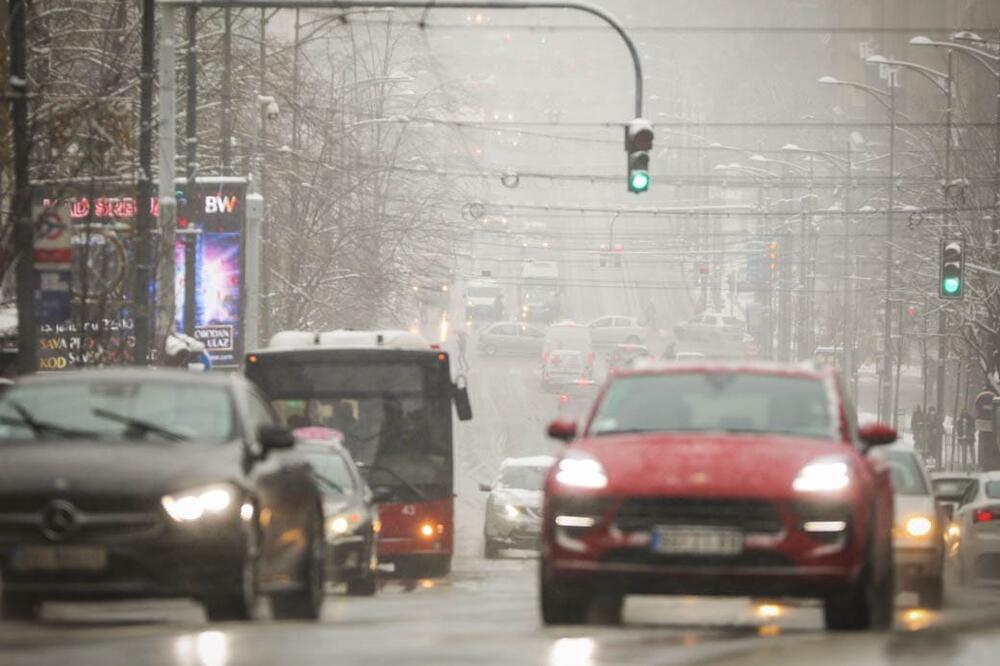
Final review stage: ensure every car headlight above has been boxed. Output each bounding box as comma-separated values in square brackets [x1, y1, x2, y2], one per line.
[162, 484, 234, 522]
[555, 453, 608, 489]
[905, 516, 933, 538]
[503, 504, 520, 520]
[792, 459, 850, 493]
[326, 512, 362, 538]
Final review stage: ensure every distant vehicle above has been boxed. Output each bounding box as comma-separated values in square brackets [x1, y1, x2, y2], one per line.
[874, 447, 945, 609]
[0, 368, 324, 622]
[814, 346, 844, 369]
[540, 362, 897, 630]
[465, 280, 505, 322]
[480, 456, 555, 558]
[588, 315, 644, 346]
[931, 471, 976, 521]
[951, 471, 1000, 585]
[605, 344, 651, 372]
[477, 321, 546, 356]
[673, 312, 745, 342]
[520, 260, 561, 321]
[542, 350, 589, 393]
[557, 380, 601, 425]
[246, 329, 473, 580]
[284, 427, 379, 596]
[542, 322, 594, 384]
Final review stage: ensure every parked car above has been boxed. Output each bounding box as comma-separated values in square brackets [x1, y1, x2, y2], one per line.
[285, 427, 379, 596]
[477, 321, 546, 356]
[480, 456, 556, 558]
[874, 447, 945, 608]
[931, 471, 976, 521]
[540, 362, 897, 630]
[587, 316, 644, 347]
[951, 471, 1000, 584]
[0, 368, 326, 622]
[673, 312, 745, 342]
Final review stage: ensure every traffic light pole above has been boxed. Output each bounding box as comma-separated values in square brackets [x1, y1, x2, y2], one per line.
[937, 52, 953, 459]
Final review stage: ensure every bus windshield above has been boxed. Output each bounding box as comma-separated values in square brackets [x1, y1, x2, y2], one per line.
[248, 356, 452, 500]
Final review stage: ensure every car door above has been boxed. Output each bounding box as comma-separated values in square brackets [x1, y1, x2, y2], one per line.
[520, 324, 546, 354]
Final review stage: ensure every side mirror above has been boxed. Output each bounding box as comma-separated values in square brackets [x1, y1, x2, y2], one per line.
[859, 422, 897, 449]
[259, 424, 295, 450]
[547, 419, 577, 443]
[453, 378, 473, 421]
[478, 482, 492, 492]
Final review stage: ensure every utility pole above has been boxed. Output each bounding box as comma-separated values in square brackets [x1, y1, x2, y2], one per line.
[155, 5, 178, 345]
[937, 51, 954, 447]
[258, 9, 271, 341]
[285, 9, 302, 330]
[221, 8, 233, 175]
[183, 7, 198, 337]
[9, 0, 37, 374]
[842, 140, 853, 395]
[879, 75, 897, 426]
[133, 0, 155, 365]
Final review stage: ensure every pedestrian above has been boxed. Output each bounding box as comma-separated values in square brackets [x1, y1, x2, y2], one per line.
[957, 409, 976, 468]
[911, 405, 926, 454]
[926, 406, 942, 466]
[456, 329, 469, 372]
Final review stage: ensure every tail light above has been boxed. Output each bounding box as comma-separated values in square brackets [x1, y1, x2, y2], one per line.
[586, 351, 595, 366]
[543, 351, 550, 364]
[559, 393, 569, 403]
[975, 510, 996, 524]
[551, 356, 563, 367]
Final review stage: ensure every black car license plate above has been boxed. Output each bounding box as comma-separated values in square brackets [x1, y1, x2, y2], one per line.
[651, 526, 743, 556]
[11, 545, 108, 572]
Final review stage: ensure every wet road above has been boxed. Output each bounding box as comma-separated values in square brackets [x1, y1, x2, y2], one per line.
[5, 557, 1000, 666]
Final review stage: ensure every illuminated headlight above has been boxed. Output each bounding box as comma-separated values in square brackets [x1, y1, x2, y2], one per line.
[162, 484, 234, 522]
[502, 504, 520, 520]
[792, 459, 850, 493]
[555, 454, 608, 490]
[905, 516, 933, 538]
[326, 513, 361, 539]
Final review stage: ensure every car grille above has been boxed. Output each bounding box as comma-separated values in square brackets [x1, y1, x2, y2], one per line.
[0, 493, 158, 514]
[0, 494, 161, 542]
[603, 548, 794, 569]
[613, 498, 784, 535]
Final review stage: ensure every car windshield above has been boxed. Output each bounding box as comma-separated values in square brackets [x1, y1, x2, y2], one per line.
[499, 465, 549, 490]
[882, 451, 929, 496]
[933, 477, 974, 499]
[0, 380, 234, 443]
[589, 372, 833, 439]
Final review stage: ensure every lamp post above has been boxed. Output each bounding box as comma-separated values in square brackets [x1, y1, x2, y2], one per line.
[819, 74, 897, 424]
[866, 53, 953, 448]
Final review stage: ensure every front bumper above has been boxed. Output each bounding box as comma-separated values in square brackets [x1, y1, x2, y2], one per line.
[0, 520, 249, 601]
[485, 513, 542, 550]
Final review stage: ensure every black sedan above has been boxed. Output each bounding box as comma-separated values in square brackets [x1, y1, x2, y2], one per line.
[0, 368, 327, 622]
[279, 427, 379, 596]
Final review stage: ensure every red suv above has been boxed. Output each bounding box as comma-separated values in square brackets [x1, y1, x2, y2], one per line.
[540, 362, 897, 630]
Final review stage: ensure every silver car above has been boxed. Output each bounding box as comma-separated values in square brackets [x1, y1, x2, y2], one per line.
[480, 456, 555, 558]
[477, 322, 546, 356]
[587, 315, 644, 346]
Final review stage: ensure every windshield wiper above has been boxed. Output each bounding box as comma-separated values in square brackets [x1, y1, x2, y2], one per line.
[91, 408, 190, 442]
[360, 463, 426, 500]
[313, 472, 346, 495]
[1, 401, 99, 439]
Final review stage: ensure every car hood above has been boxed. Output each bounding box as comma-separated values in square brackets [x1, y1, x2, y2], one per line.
[0, 439, 246, 498]
[566, 433, 853, 498]
[491, 487, 543, 509]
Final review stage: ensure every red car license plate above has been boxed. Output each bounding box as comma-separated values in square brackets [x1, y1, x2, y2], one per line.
[651, 527, 743, 556]
[11, 545, 108, 572]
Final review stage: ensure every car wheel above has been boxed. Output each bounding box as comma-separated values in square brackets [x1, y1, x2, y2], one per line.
[918, 574, 944, 609]
[484, 344, 498, 356]
[1, 592, 40, 621]
[270, 514, 325, 620]
[540, 564, 591, 625]
[823, 538, 893, 631]
[484, 536, 501, 560]
[204, 544, 259, 622]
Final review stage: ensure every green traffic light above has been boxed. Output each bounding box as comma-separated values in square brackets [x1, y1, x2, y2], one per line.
[629, 170, 650, 193]
[942, 276, 961, 294]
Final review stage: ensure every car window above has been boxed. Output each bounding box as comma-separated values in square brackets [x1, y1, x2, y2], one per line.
[723, 317, 743, 327]
[498, 465, 549, 490]
[494, 324, 517, 336]
[880, 451, 929, 496]
[306, 451, 356, 495]
[592, 318, 612, 328]
[589, 372, 833, 440]
[613, 317, 631, 327]
[934, 477, 975, 499]
[960, 480, 980, 507]
[522, 326, 544, 338]
[985, 481, 1000, 500]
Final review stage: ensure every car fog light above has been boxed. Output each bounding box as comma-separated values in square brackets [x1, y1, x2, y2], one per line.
[803, 520, 847, 533]
[905, 516, 933, 537]
[554, 515, 596, 528]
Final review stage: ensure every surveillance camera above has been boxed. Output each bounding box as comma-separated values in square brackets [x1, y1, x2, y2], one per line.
[265, 100, 280, 121]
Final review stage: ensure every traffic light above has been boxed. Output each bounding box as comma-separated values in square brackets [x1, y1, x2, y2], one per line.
[939, 238, 965, 299]
[625, 118, 653, 193]
[768, 241, 779, 280]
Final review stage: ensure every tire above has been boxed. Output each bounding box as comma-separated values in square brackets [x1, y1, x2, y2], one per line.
[823, 539, 894, 631]
[484, 344, 498, 356]
[540, 565, 590, 625]
[1, 592, 40, 621]
[270, 516, 325, 621]
[204, 549, 258, 622]
[918, 574, 944, 610]
[484, 537, 501, 560]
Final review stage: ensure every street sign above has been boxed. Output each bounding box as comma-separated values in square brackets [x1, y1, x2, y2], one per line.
[32, 202, 72, 269]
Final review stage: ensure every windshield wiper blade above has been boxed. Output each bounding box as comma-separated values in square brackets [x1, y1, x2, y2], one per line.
[363, 464, 426, 500]
[91, 408, 190, 442]
[2, 401, 98, 439]
[313, 472, 346, 495]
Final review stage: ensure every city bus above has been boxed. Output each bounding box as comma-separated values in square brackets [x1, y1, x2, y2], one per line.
[245, 330, 472, 579]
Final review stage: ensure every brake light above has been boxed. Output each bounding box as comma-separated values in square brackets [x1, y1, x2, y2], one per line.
[586, 351, 595, 366]
[551, 356, 563, 367]
[975, 510, 995, 524]
[559, 393, 569, 403]
[543, 351, 550, 364]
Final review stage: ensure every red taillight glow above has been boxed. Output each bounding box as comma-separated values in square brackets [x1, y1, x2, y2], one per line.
[586, 352, 595, 365]
[543, 351, 550, 364]
[975, 510, 995, 524]
[551, 356, 562, 367]
[559, 393, 569, 403]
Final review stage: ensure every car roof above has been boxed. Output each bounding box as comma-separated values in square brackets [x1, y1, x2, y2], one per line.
[501, 455, 556, 468]
[976, 471, 1000, 482]
[612, 359, 831, 381]
[14, 367, 241, 389]
[930, 471, 976, 480]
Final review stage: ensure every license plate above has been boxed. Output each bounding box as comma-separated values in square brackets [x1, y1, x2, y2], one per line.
[11, 545, 108, 572]
[651, 526, 743, 556]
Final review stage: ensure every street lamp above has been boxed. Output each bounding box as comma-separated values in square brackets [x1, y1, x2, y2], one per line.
[818, 73, 897, 424]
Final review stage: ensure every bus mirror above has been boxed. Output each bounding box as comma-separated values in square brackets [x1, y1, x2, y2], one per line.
[453, 375, 473, 421]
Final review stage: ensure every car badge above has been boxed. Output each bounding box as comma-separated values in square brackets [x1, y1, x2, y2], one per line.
[53, 477, 69, 490]
[41, 500, 79, 541]
[401, 504, 417, 516]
